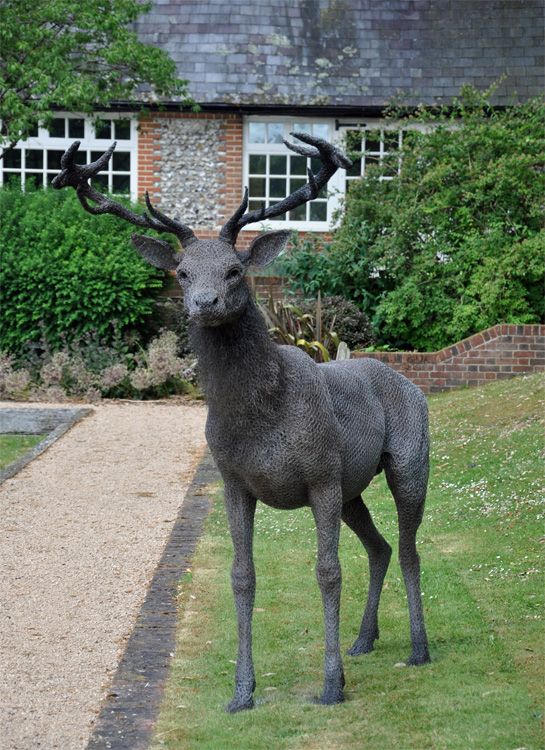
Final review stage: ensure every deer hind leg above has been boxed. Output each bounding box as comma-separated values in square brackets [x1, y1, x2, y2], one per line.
[384, 457, 431, 665]
[342, 497, 392, 656]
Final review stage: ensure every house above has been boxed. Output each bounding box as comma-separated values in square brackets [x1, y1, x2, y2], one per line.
[2, 0, 543, 256]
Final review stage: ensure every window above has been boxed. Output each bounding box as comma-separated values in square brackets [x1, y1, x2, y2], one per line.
[244, 118, 342, 229]
[1, 114, 137, 197]
[343, 127, 402, 191]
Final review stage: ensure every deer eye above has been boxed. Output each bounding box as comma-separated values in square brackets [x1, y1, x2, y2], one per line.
[225, 267, 241, 280]
[178, 270, 189, 280]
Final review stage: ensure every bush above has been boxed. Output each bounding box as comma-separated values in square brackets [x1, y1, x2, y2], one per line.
[280, 89, 545, 351]
[0, 330, 199, 402]
[0, 186, 167, 354]
[297, 295, 373, 351]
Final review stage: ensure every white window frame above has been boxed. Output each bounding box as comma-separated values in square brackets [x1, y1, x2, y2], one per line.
[243, 116, 344, 232]
[0, 112, 139, 199]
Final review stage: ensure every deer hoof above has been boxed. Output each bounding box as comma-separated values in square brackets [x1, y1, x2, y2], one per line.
[406, 650, 431, 666]
[225, 695, 254, 713]
[347, 634, 377, 656]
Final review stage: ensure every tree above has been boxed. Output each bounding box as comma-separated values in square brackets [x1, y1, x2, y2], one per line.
[0, 0, 193, 154]
[281, 89, 545, 351]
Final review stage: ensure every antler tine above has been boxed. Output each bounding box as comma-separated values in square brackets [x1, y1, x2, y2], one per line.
[144, 192, 197, 246]
[52, 141, 196, 243]
[219, 132, 352, 245]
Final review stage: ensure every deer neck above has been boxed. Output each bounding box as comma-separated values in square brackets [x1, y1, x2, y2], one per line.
[189, 296, 285, 419]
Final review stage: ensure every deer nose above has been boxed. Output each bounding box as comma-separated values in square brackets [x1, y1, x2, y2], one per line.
[193, 291, 219, 310]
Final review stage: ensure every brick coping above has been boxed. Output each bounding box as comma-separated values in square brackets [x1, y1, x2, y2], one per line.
[353, 324, 545, 364]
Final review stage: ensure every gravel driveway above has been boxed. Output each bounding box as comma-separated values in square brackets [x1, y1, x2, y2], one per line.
[0, 400, 207, 750]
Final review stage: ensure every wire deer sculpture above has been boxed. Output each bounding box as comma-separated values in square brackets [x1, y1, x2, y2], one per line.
[52, 132, 430, 712]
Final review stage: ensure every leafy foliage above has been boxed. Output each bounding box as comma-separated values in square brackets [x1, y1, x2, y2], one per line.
[0, 186, 166, 353]
[280, 90, 545, 351]
[0, 0, 194, 151]
[0, 330, 199, 401]
[260, 294, 345, 362]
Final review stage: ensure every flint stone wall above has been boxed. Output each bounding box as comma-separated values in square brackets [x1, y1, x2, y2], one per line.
[157, 118, 224, 229]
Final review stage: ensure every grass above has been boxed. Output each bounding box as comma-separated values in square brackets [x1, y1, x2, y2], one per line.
[0, 433, 45, 469]
[151, 374, 544, 750]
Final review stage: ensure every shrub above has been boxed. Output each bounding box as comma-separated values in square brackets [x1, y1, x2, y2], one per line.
[0, 186, 166, 354]
[297, 296, 373, 351]
[0, 330, 199, 402]
[280, 89, 545, 351]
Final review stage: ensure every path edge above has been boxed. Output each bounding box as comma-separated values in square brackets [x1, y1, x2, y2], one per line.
[86, 449, 219, 750]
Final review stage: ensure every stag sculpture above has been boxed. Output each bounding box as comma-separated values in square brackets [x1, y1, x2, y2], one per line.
[52, 132, 430, 712]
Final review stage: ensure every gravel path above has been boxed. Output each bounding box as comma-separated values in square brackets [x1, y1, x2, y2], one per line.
[0, 400, 207, 750]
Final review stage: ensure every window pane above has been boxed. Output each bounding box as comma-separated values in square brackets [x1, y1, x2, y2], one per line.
[25, 173, 42, 189]
[364, 155, 380, 171]
[269, 155, 287, 174]
[3, 172, 21, 187]
[249, 154, 266, 174]
[249, 177, 266, 197]
[267, 122, 284, 143]
[269, 178, 286, 198]
[383, 131, 399, 151]
[92, 174, 109, 190]
[294, 122, 312, 135]
[112, 151, 131, 171]
[310, 157, 321, 174]
[112, 175, 130, 193]
[267, 202, 286, 220]
[91, 151, 107, 165]
[289, 203, 306, 221]
[347, 157, 362, 178]
[289, 178, 306, 192]
[25, 150, 43, 169]
[248, 123, 265, 143]
[365, 135, 381, 153]
[27, 123, 39, 137]
[95, 120, 112, 139]
[114, 119, 131, 140]
[3, 149, 21, 168]
[317, 184, 327, 199]
[49, 118, 65, 137]
[290, 155, 307, 175]
[68, 118, 84, 138]
[46, 173, 57, 185]
[313, 123, 329, 139]
[47, 150, 65, 170]
[248, 199, 265, 212]
[310, 202, 327, 221]
[346, 130, 363, 152]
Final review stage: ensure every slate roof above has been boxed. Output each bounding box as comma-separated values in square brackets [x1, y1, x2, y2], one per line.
[134, 0, 544, 109]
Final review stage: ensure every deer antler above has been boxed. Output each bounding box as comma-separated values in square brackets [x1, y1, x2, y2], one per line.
[220, 132, 352, 245]
[51, 141, 198, 246]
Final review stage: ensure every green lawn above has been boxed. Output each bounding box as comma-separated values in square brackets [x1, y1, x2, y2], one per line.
[0, 433, 45, 469]
[152, 374, 544, 750]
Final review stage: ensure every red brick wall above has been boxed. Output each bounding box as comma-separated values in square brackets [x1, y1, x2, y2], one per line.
[353, 325, 545, 393]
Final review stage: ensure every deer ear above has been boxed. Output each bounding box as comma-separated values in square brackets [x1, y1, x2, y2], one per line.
[131, 234, 180, 270]
[241, 230, 292, 267]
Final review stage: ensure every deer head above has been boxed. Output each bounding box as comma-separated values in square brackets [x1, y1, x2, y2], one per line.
[52, 132, 351, 327]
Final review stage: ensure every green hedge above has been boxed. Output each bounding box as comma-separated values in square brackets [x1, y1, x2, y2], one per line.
[0, 186, 166, 354]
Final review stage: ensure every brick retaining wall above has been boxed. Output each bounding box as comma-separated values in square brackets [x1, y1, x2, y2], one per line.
[353, 325, 545, 393]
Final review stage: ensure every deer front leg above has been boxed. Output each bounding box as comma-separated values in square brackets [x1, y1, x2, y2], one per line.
[310, 483, 345, 705]
[223, 481, 257, 713]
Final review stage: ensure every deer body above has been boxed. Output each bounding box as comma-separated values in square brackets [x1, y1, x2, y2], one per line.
[53, 132, 430, 713]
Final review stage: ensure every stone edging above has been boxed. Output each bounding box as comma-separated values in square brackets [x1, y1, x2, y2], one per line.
[0, 407, 93, 485]
[86, 449, 218, 750]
